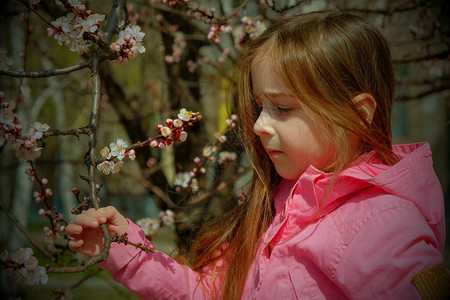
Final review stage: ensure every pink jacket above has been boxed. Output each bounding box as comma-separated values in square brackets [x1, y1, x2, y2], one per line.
[99, 143, 445, 299]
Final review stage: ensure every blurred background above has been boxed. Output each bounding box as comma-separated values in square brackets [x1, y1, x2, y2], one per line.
[0, 0, 448, 298]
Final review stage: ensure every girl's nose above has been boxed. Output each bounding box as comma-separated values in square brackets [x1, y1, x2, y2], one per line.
[253, 109, 275, 137]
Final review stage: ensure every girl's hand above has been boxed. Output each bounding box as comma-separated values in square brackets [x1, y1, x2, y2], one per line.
[66, 206, 129, 257]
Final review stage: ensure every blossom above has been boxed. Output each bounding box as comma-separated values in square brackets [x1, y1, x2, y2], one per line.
[202, 146, 216, 157]
[164, 32, 186, 64]
[179, 131, 188, 142]
[1, 248, 48, 287]
[97, 161, 113, 175]
[146, 157, 157, 168]
[206, 23, 232, 43]
[150, 139, 158, 148]
[31, 121, 50, 132]
[177, 108, 193, 121]
[173, 118, 183, 127]
[0, 105, 14, 125]
[110, 24, 145, 63]
[215, 132, 227, 143]
[0, 49, 13, 71]
[55, 0, 86, 11]
[160, 126, 172, 137]
[233, 17, 267, 48]
[159, 209, 175, 227]
[174, 172, 191, 188]
[136, 217, 160, 236]
[100, 146, 111, 159]
[162, 215, 174, 226]
[86, 13, 104, 33]
[47, 9, 105, 54]
[28, 121, 50, 139]
[5, 120, 50, 161]
[109, 138, 128, 161]
[218, 151, 237, 165]
[11, 247, 33, 264]
[110, 161, 123, 174]
[127, 149, 136, 160]
[13, 141, 43, 161]
[236, 188, 248, 205]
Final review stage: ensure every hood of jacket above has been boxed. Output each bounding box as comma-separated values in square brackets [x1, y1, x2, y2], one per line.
[269, 142, 445, 251]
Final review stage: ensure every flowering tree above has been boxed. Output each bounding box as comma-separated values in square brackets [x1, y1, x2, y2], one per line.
[0, 0, 448, 298]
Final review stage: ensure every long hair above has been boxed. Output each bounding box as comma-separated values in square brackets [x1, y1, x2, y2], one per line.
[189, 11, 398, 299]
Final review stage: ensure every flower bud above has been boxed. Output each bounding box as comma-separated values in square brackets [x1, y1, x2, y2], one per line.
[72, 187, 79, 195]
[150, 139, 158, 148]
[179, 131, 188, 142]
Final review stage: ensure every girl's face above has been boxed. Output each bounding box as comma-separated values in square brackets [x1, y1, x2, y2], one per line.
[251, 58, 335, 180]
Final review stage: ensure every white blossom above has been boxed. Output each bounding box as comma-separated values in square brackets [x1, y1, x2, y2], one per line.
[136, 217, 160, 236]
[1, 248, 48, 287]
[177, 108, 194, 121]
[174, 172, 191, 188]
[109, 138, 128, 161]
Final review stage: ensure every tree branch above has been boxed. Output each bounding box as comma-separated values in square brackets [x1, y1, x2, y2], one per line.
[0, 60, 92, 78]
[190, 166, 252, 206]
[42, 127, 91, 139]
[395, 85, 450, 101]
[103, 0, 127, 42]
[393, 50, 450, 64]
[0, 202, 53, 259]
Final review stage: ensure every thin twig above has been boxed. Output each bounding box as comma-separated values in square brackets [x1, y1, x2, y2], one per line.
[393, 50, 450, 64]
[17, 0, 60, 30]
[0, 202, 53, 259]
[119, 169, 178, 208]
[0, 60, 92, 78]
[190, 166, 252, 205]
[43, 127, 91, 138]
[226, 0, 250, 19]
[68, 268, 102, 291]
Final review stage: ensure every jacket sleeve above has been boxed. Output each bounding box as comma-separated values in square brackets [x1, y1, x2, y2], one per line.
[334, 203, 444, 300]
[98, 220, 219, 300]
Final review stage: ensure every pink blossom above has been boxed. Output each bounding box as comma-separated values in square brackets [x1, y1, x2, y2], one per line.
[179, 131, 188, 142]
[45, 188, 52, 198]
[146, 157, 157, 168]
[150, 139, 159, 148]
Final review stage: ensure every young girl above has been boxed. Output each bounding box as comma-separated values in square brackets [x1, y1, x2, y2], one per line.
[66, 11, 446, 299]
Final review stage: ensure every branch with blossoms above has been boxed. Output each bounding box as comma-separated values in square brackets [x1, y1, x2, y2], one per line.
[0, 248, 48, 288]
[0, 0, 152, 286]
[96, 109, 202, 175]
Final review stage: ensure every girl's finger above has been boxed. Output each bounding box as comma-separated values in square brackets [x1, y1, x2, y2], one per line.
[82, 208, 107, 224]
[74, 213, 101, 229]
[97, 206, 127, 226]
[68, 239, 83, 250]
[66, 224, 83, 236]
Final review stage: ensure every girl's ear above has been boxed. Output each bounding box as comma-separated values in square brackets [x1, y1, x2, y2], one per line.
[353, 93, 377, 125]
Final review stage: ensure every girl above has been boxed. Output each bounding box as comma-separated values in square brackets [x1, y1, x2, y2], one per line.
[66, 11, 446, 299]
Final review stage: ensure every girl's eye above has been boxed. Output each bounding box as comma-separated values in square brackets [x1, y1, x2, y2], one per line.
[276, 107, 292, 114]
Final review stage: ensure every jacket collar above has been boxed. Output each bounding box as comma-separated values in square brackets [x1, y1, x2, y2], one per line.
[272, 142, 436, 233]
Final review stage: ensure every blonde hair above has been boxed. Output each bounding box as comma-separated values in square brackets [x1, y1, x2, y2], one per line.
[189, 11, 398, 299]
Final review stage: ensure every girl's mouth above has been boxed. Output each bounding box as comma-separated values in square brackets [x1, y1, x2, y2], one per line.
[266, 149, 283, 158]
